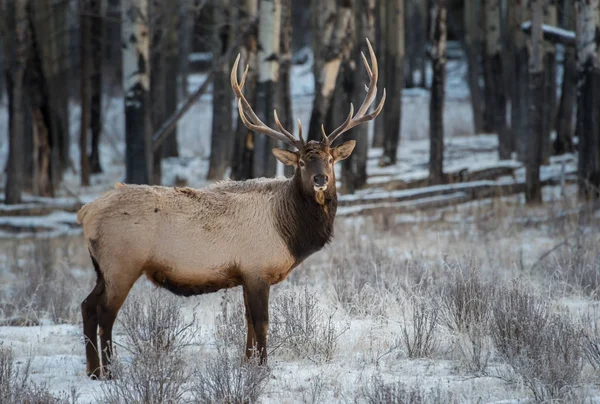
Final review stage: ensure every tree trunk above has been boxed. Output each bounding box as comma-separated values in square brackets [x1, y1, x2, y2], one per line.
[513, 1, 530, 162]
[28, 1, 68, 196]
[89, 0, 104, 174]
[429, 0, 446, 185]
[178, 0, 194, 99]
[253, 0, 281, 178]
[372, 0, 386, 148]
[340, 0, 373, 193]
[208, 0, 233, 180]
[150, 0, 169, 185]
[484, 0, 510, 158]
[555, 0, 576, 154]
[33, 0, 70, 180]
[526, 0, 544, 204]
[123, 0, 153, 185]
[279, 0, 294, 177]
[307, 0, 352, 141]
[379, 0, 404, 166]
[4, 0, 27, 204]
[575, 0, 600, 199]
[541, 0, 557, 162]
[231, 0, 258, 180]
[464, 0, 485, 134]
[80, 0, 91, 187]
[163, 9, 180, 159]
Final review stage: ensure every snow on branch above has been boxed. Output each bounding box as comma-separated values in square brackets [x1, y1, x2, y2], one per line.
[521, 21, 576, 47]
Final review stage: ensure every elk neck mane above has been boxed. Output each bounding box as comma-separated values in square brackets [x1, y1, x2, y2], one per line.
[273, 171, 337, 265]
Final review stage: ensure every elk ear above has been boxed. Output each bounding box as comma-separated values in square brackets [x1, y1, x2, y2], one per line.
[272, 148, 299, 166]
[332, 140, 356, 162]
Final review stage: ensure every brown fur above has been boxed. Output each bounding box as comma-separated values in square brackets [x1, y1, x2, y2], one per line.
[78, 141, 354, 375]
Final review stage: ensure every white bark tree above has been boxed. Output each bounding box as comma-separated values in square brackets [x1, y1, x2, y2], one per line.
[123, 0, 153, 184]
[253, 0, 281, 177]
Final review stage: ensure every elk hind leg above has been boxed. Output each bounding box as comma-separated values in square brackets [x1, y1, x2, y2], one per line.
[81, 256, 105, 379]
[97, 273, 138, 378]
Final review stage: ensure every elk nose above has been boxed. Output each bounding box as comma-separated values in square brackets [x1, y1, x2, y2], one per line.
[313, 174, 328, 186]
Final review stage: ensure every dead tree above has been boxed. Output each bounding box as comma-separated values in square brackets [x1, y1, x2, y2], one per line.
[308, 0, 352, 141]
[231, 0, 258, 180]
[405, 0, 427, 89]
[178, 0, 194, 98]
[80, 0, 91, 186]
[484, 0, 510, 159]
[576, 0, 600, 199]
[513, 1, 530, 162]
[163, 6, 179, 159]
[279, 0, 294, 177]
[208, 0, 234, 180]
[526, 0, 544, 204]
[429, 0, 446, 185]
[253, 0, 281, 177]
[379, 0, 404, 167]
[464, 0, 485, 134]
[341, 0, 374, 193]
[3, 0, 27, 204]
[123, 0, 153, 184]
[555, 0, 577, 154]
[372, 0, 386, 147]
[542, 0, 558, 162]
[89, 0, 104, 173]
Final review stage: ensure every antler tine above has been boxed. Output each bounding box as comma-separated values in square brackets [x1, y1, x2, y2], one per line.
[325, 39, 386, 145]
[274, 110, 302, 147]
[297, 119, 305, 145]
[326, 103, 354, 143]
[231, 54, 300, 148]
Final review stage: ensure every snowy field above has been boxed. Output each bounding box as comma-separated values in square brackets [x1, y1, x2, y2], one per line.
[1, 54, 599, 403]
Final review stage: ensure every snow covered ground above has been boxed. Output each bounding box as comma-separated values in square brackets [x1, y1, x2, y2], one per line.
[1, 52, 599, 403]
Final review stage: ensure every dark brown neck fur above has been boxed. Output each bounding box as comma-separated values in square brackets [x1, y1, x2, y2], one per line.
[273, 172, 337, 264]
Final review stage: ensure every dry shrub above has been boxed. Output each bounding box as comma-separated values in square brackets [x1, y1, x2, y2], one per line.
[270, 285, 348, 362]
[215, 290, 246, 350]
[440, 260, 493, 374]
[192, 346, 270, 404]
[440, 260, 491, 333]
[101, 292, 197, 404]
[539, 232, 600, 298]
[329, 232, 398, 316]
[582, 311, 600, 371]
[401, 298, 440, 359]
[359, 373, 458, 404]
[491, 284, 583, 402]
[0, 239, 90, 325]
[0, 344, 74, 404]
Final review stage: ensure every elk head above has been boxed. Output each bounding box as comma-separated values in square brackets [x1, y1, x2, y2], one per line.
[231, 39, 386, 197]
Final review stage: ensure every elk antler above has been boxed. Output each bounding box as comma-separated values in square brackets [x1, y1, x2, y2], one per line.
[231, 55, 306, 150]
[323, 38, 386, 146]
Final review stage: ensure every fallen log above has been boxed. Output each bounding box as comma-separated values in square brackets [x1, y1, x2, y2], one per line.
[365, 163, 520, 190]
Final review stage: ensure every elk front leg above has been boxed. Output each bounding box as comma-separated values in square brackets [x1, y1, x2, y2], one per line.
[242, 278, 270, 365]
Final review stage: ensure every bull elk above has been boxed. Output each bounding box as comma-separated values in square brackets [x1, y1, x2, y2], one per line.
[77, 39, 385, 378]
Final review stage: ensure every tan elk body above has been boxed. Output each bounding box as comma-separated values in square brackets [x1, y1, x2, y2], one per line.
[78, 39, 384, 379]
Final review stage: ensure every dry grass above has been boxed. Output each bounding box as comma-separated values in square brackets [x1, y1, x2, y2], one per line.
[0, 344, 76, 404]
[0, 238, 93, 325]
[192, 347, 270, 404]
[490, 283, 583, 402]
[101, 292, 198, 404]
[359, 374, 459, 404]
[401, 297, 440, 359]
[270, 285, 349, 362]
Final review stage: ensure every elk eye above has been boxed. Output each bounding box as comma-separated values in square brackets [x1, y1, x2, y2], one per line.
[329, 157, 333, 164]
[299, 160, 305, 168]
